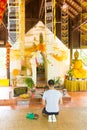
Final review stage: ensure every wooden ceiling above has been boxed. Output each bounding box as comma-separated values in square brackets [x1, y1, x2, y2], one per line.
[2, 0, 84, 26]
[0, 0, 87, 48]
[38, 0, 83, 19]
[25, 1, 85, 28]
[1, 0, 86, 27]
[56, 0, 82, 18]
[24, 0, 83, 20]
[24, 0, 87, 48]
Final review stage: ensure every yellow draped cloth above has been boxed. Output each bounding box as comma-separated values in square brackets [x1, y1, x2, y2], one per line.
[72, 59, 87, 78]
[64, 79, 87, 91]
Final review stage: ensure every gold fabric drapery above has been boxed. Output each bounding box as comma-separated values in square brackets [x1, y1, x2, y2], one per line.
[64, 79, 87, 91]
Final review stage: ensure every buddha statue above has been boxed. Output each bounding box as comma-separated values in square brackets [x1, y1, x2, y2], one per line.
[72, 50, 87, 79]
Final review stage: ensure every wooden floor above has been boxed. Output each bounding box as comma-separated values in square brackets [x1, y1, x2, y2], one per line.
[0, 87, 87, 130]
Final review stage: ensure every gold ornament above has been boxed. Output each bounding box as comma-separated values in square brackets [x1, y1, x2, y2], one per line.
[74, 50, 79, 60]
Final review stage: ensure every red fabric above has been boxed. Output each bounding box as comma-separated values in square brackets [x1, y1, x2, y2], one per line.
[0, 0, 7, 24]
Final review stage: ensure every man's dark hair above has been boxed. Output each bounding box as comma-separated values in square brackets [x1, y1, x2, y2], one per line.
[48, 79, 54, 86]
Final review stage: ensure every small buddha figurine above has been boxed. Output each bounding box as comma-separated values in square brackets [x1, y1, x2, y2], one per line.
[74, 49, 79, 60]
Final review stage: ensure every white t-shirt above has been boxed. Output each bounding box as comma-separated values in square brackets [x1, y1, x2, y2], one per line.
[42, 89, 62, 112]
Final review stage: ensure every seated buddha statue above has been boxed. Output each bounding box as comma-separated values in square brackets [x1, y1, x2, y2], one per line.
[72, 50, 87, 79]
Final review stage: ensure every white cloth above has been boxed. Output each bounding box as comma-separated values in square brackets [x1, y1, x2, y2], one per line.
[42, 89, 62, 112]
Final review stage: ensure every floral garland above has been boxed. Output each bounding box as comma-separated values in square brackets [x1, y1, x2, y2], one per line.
[12, 69, 19, 76]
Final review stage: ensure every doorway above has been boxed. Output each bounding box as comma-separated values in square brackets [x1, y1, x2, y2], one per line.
[36, 52, 46, 87]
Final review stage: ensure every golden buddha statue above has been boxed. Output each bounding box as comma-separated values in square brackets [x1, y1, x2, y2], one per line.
[72, 50, 87, 78]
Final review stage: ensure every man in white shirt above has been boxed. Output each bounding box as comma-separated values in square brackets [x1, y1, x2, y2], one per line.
[42, 79, 63, 122]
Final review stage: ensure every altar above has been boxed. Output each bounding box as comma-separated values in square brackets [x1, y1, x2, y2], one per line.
[64, 79, 87, 92]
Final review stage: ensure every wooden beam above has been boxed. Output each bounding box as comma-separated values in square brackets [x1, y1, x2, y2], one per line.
[39, 0, 45, 18]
